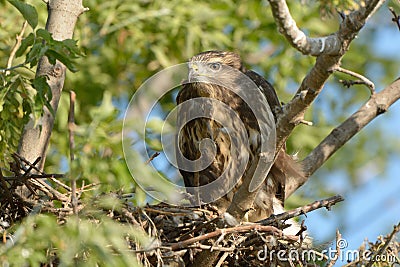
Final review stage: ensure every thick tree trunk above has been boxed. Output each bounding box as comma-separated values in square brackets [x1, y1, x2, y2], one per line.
[17, 0, 86, 171]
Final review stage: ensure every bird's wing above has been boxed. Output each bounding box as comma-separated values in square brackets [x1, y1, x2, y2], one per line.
[244, 70, 306, 204]
[244, 70, 281, 120]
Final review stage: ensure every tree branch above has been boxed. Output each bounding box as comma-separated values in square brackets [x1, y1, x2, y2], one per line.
[17, 0, 87, 171]
[389, 6, 400, 31]
[169, 224, 281, 251]
[268, 0, 384, 56]
[258, 195, 344, 225]
[302, 78, 400, 178]
[335, 66, 375, 94]
[326, 229, 342, 267]
[268, 0, 340, 56]
[272, 0, 386, 154]
[265, 0, 390, 200]
[5, 21, 28, 76]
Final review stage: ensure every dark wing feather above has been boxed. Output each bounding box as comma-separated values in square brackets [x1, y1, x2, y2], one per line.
[244, 70, 281, 119]
[244, 70, 305, 203]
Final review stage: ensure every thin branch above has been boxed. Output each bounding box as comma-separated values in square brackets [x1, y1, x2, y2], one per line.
[335, 66, 375, 94]
[339, 79, 373, 88]
[389, 6, 400, 31]
[0, 64, 27, 74]
[168, 224, 281, 251]
[5, 21, 28, 75]
[12, 153, 43, 174]
[326, 229, 342, 267]
[302, 78, 400, 178]
[48, 177, 71, 191]
[2, 173, 64, 180]
[145, 152, 160, 165]
[299, 119, 313, 126]
[29, 179, 69, 202]
[68, 91, 77, 214]
[258, 195, 344, 225]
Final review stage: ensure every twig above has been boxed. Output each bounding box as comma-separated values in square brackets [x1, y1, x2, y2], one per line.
[48, 177, 71, 191]
[121, 207, 142, 227]
[22, 157, 42, 176]
[2, 173, 64, 180]
[145, 152, 160, 165]
[215, 251, 230, 267]
[340, 79, 371, 88]
[326, 229, 342, 267]
[143, 207, 191, 216]
[177, 217, 220, 242]
[389, 7, 400, 31]
[258, 195, 344, 225]
[0, 64, 28, 74]
[76, 180, 85, 199]
[29, 179, 69, 202]
[12, 153, 43, 174]
[299, 119, 313, 126]
[169, 224, 281, 251]
[188, 244, 235, 252]
[68, 91, 77, 215]
[215, 237, 247, 267]
[365, 222, 400, 267]
[335, 66, 375, 94]
[5, 21, 28, 75]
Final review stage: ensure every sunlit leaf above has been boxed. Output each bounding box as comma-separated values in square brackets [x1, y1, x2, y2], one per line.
[8, 0, 38, 29]
[16, 32, 35, 57]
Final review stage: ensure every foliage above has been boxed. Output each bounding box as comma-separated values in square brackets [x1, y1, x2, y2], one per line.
[0, 212, 144, 266]
[0, 0, 81, 165]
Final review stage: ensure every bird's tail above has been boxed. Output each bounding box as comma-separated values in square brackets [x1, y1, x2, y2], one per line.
[270, 148, 306, 202]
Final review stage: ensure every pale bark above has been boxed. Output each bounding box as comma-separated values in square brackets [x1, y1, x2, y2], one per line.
[17, 0, 87, 171]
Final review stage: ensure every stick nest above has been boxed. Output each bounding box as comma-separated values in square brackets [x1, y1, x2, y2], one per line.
[1, 154, 398, 267]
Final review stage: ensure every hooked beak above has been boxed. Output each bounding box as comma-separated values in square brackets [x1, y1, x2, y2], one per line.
[188, 62, 200, 82]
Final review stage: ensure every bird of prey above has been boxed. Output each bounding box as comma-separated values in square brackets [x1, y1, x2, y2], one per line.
[176, 51, 304, 221]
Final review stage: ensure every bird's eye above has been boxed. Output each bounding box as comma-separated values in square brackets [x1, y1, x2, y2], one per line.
[208, 62, 221, 71]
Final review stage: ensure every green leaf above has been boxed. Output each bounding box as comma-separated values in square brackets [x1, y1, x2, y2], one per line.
[26, 43, 45, 66]
[32, 76, 55, 117]
[16, 32, 35, 57]
[62, 39, 83, 56]
[32, 76, 52, 101]
[8, 0, 38, 29]
[36, 29, 52, 43]
[45, 49, 78, 72]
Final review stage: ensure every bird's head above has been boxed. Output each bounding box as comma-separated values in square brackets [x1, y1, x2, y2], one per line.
[187, 51, 246, 84]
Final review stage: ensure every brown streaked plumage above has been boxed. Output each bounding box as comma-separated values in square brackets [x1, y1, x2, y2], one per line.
[176, 51, 304, 221]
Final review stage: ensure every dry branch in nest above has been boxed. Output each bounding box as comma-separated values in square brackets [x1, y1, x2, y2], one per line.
[0, 153, 96, 223]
